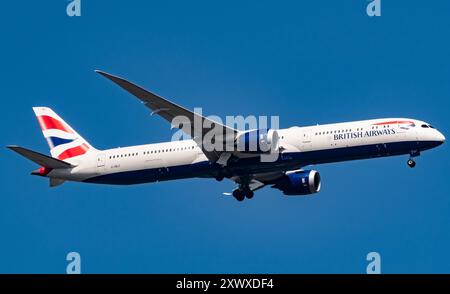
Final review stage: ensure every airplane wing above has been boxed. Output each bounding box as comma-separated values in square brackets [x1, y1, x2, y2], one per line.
[96, 70, 237, 162]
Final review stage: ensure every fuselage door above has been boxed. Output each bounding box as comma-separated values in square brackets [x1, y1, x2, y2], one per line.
[396, 121, 416, 141]
[397, 122, 407, 134]
[301, 129, 312, 150]
[97, 153, 106, 172]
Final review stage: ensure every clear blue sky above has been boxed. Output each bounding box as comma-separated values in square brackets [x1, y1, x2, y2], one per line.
[1, 1, 449, 273]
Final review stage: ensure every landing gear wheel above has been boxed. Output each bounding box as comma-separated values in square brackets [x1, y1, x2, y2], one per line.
[244, 189, 254, 199]
[215, 175, 224, 182]
[407, 159, 416, 168]
[232, 189, 245, 202]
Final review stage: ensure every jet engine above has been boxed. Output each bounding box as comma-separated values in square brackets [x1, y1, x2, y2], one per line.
[272, 170, 321, 196]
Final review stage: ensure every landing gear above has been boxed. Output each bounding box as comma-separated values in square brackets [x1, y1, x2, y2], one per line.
[232, 189, 245, 202]
[244, 189, 254, 199]
[229, 176, 255, 202]
[232, 187, 254, 201]
[407, 150, 420, 168]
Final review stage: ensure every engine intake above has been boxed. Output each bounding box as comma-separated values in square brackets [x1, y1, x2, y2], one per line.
[272, 170, 321, 196]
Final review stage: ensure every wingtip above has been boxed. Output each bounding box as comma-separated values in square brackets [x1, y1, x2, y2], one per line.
[95, 69, 121, 81]
[94, 69, 106, 75]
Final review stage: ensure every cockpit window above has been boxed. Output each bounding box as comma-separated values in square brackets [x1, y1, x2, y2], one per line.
[421, 124, 429, 128]
[429, 125, 435, 129]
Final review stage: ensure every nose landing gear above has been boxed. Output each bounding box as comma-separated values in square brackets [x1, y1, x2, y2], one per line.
[407, 150, 420, 168]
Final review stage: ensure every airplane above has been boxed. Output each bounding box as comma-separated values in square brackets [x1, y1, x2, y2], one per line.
[7, 70, 446, 201]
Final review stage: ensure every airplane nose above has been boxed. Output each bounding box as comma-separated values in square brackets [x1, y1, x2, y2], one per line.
[437, 131, 445, 143]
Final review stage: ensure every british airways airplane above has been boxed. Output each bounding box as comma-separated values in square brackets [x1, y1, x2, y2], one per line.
[8, 71, 445, 201]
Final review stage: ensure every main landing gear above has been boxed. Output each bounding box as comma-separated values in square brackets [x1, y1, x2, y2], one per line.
[232, 187, 254, 202]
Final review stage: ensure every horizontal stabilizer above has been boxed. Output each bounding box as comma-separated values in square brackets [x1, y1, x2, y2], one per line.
[7, 145, 74, 169]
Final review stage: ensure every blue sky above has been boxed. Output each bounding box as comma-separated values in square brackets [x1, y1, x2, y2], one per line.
[1, 1, 449, 273]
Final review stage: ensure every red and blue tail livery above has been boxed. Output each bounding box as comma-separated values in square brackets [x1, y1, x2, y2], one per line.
[32, 107, 95, 161]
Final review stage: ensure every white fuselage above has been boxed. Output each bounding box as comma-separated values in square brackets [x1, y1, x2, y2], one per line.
[47, 118, 445, 185]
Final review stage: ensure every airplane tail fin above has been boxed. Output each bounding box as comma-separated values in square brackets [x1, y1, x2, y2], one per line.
[32, 107, 97, 160]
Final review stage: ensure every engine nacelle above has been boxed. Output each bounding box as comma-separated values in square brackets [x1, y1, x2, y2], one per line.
[235, 129, 279, 153]
[272, 170, 321, 196]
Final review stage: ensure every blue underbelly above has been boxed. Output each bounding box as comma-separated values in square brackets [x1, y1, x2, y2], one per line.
[83, 140, 438, 185]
